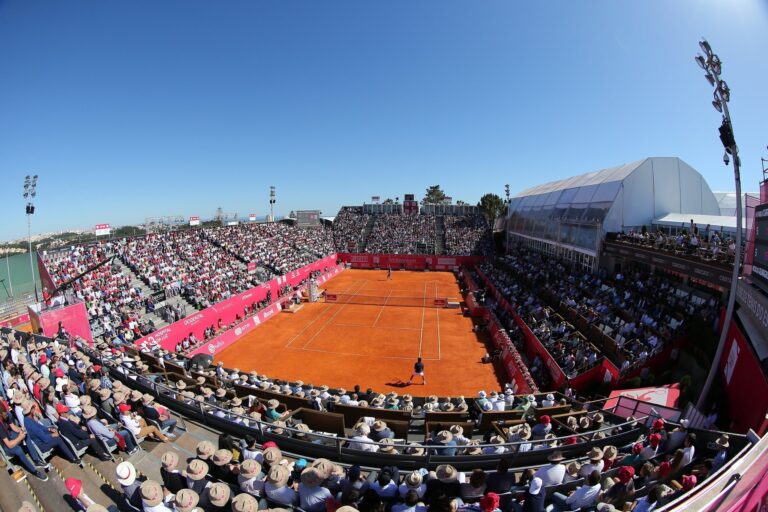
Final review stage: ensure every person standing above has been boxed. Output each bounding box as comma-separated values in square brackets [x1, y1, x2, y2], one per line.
[408, 357, 426, 385]
[387, 267, 392, 280]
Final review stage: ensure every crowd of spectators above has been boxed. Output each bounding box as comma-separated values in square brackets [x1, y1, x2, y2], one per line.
[333, 207, 371, 252]
[120, 231, 258, 310]
[615, 225, 741, 265]
[444, 215, 494, 256]
[205, 223, 335, 276]
[365, 214, 437, 255]
[489, 246, 719, 375]
[43, 243, 157, 343]
[0, 326, 731, 512]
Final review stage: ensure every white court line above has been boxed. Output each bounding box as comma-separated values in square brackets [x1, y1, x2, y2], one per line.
[417, 281, 427, 357]
[297, 346, 440, 361]
[299, 279, 368, 350]
[435, 281, 442, 360]
[372, 289, 392, 327]
[284, 278, 361, 348]
[334, 322, 421, 331]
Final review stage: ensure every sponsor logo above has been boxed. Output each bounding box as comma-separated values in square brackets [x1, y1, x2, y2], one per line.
[262, 307, 275, 320]
[235, 327, 242, 336]
[242, 293, 253, 301]
[253, 316, 260, 326]
[208, 344, 215, 354]
[183, 313, 205, 327]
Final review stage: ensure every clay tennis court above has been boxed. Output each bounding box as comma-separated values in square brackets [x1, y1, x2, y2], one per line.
[215, 269, 502, 396]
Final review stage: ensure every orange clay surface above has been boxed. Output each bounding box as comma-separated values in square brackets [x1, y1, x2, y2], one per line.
[215, 269, 502, 396]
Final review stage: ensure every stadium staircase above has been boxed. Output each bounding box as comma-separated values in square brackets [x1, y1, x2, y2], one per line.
[359, 216, 377, 252]
[435, 215, 446, 255]
[110, 259, 174, 330]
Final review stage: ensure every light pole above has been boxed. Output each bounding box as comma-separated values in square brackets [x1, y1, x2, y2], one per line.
[23, 174, 40, 303]
[694, 39, 742, 412]
[269, 186, 276, 222]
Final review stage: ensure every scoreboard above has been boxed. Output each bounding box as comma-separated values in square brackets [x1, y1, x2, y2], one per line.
[296, 210, 321, 227]
[753, 204, 768, 291]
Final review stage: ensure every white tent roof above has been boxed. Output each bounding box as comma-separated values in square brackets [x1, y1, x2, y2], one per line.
[514, 158, 647, 197]
[653, 213, 736, 230]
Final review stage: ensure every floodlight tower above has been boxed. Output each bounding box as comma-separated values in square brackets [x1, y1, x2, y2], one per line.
[23, 174, 40, 302]
[269, 186, 276, 222]
[694, 39, 742, 411]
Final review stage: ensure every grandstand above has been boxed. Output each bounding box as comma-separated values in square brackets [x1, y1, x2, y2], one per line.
[0, 184, 767, 512]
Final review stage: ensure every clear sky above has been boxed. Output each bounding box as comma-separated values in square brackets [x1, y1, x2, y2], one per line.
[1, 0, 766, 241]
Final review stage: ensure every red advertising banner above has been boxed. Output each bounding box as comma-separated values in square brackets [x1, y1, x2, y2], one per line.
[37, 252, 57, 295]
[247, 261, 257, 273]
[719, 319, 768, 434]
[189, 216, 200, 226]
[326, 293, 337, 302]
[94, 224, 111, 236]
[188, 302, 282, 357]
[133, 255, 342, 353]
[1, 313, 30, 328]
[249, 214, 257, 222]
[338, 253, 486, 271]
[30, 301, 93, 344]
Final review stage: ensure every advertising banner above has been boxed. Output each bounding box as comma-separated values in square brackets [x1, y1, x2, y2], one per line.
[247, 261, 257, 273]
[94, 224, 111, 236]
[249, 214, 257, 222]
[37, 252, 57, 295]
[133, 255, 341, 352]
[31, 301, 93, 344]
[189, 216, 200, 226]
[338, 253, 485, 271]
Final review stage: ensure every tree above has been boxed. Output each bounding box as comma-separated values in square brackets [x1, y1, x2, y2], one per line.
[422, 185, 446, 205]
[383, 198, 395, 205]
[456, 200, 467, 206]
[478, 193, 506, 228]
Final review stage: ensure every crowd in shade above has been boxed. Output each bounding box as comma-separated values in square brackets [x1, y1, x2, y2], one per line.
[365, 214, 437, 255]
[475, 262, 603, 386]
[444, 215, 494, 256]
[204, 223, 335, 276]
[482, 246, 719, 375]
[333, 207, 372, 252]
[616, 225, 741, 263]
[0, 325, 732, 512]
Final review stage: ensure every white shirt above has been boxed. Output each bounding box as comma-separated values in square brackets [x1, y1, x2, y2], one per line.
[348, 435, 379, 452]
[565, 483, 601, 509]
[578, 460, 604, 478]
[121, 413, 141, 435]
[682, 445, 695, 467]
[239, 476, 265, 496]
[299, 483, 332, 512]
[534, 463, 566, 487]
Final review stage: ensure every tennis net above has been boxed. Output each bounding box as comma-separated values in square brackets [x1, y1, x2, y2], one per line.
[324, 292, 449, 308]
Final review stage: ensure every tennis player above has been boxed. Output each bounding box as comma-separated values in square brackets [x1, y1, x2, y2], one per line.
[387, 266, 392, 280]
[408, 357, 426, 385]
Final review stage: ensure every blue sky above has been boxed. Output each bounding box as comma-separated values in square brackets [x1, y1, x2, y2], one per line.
[1, 0, 766, 241]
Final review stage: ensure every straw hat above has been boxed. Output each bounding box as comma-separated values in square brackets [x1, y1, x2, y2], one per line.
[464, 441, 483, 455]
[212, 449, 233, 466]
[215, 388, 227, 398]
[579, 417, 591, 429]
[89, 379, 101, 390]
[230, 397, 242, 407]
[142, 394, 155, 405]
[267, 465, 290, 488]
[195, 440, 215, 460]
[81, 405, 98, 419]
[240, 459, 262, 479]
[161, 451, 179, 470]
[566, 416, 578, 429]
[208, 482, 230, 507]
[405, 443, 425, 456]
[355, 423, 371, 436]
[592, 413, 604, 423]
[587, 447, 604, 461]
[116, 461, 137, 486]
[547, 450, 566, 462]
[130, 390, 143, 402]
[231, 493, 259, 512]
[140, 480, 164, 507]
[449, 425, 464, 436]
[372, 420, 387, 432]
[98, 388, 111, 400]
[310, 458, 335, 479]
[436, 430, 454, 444]
[378, 438, 397, 453]
[716, 434, 730, 449]
[175, 381, 186, 391]
[566, 461, 581, 476]
[270, 421, 286, 435]
[184, 459, 209, 481]
[174, 489, 200, 512]
[435, 464, 458, 483]
[603, 445, 618, 460]
[263, 446, 282, 464]
[405, 470, 423, 488]
[267, 399, 279, 409]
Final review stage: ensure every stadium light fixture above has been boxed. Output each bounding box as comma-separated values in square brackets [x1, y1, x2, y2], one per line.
[23, 174, 40, 302]
[694, 39, 742, 414]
